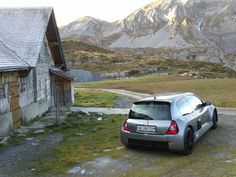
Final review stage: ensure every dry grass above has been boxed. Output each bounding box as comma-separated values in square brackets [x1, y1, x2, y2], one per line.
[76, 76, 236, 108]
[74, 89, 120, 107]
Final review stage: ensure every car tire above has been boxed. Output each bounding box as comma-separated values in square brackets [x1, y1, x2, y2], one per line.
[125, 143, 135, 148]
[182, 127, 194, 155]
[211, 111, 217, 129]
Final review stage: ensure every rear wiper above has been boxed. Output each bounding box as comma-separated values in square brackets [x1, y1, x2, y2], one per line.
[134, 113, 154, 120]
[182, 112, 192, 116]
[129, 111, 154, 120]
[142, 115, 154, 120]
[131, 116, 154, 120]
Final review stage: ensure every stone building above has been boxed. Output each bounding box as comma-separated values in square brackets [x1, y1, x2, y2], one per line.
[0, 7, 73, 138]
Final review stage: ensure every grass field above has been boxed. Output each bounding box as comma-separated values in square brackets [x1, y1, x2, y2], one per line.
[31, 113, 125, 175]
[75, 76, 236, 108]
[74, 89, 121, 108]
[9, 113, 236, 177]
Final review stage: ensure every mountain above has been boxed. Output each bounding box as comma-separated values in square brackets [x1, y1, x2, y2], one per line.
[60, 16, 109, 45]
[60, 0, 236, 70]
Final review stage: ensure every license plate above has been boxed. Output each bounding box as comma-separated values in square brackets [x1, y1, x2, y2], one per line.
[137, 125, 157, 132]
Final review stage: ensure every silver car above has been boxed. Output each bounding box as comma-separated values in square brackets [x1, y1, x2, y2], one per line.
[120, 92, 218, 155]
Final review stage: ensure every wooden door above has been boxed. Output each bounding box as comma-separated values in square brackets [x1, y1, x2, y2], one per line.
[8, 81, 21, 129]
[55, 81, 65, 107]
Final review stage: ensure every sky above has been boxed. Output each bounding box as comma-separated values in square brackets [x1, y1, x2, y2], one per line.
[0, 0, 154, 26]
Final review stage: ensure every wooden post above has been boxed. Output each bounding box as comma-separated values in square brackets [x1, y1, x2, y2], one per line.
[56, 102, 59, 125]
[55, 84, 59, 125]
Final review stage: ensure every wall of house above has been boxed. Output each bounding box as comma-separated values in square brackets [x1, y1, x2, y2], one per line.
[0, 72, 18, 138]
[20, 39, 53, 122]
[71, 83, 74, 104]
[36, 40, 51, 102]
[19, 71, 34, 107]
[50, 74, 56, 107]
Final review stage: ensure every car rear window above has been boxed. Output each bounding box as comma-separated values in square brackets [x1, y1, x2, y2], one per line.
[129, 101, 171, 120]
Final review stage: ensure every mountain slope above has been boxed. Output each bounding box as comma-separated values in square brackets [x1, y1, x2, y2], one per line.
[60, 0, 236, 70]
[62, 40, 236, 79]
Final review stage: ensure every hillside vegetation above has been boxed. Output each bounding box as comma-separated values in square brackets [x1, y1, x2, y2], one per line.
[62, 40, 236, 79]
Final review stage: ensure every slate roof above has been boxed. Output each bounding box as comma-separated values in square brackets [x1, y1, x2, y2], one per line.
[0, 40, 31, 71]
[0, 7, 53, 71]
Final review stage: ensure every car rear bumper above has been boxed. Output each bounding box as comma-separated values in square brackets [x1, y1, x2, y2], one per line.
[120, 130, 184, 151]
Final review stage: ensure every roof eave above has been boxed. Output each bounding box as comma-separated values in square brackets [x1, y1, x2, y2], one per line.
[49, 68, 74, 81]
[0, 66, 32, 72]
[46, 10, 67, 70]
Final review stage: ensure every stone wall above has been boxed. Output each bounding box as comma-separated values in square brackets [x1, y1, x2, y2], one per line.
[0, 72, 18, 138]
[20, 38, 52, 123]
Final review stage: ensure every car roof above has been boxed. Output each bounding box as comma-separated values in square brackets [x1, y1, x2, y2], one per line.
[136, 92, 194, 103]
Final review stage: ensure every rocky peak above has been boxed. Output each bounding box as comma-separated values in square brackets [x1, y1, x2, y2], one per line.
[60, 0, 236, 70]
[60, 16, 110, 38]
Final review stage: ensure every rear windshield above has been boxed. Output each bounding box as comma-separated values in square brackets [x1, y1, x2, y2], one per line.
[129, 101, 171, 120]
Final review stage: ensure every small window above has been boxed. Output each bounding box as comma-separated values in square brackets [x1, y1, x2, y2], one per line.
[186, 95, 203, 110]
[20, 78, 27, 92]
[176, 97, 193, 116]
[0, 84, 6, 98]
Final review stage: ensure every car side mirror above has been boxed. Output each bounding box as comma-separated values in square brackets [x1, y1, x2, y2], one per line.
[196, 104, 203, 109]
[204, 101, 212, 106]
[196, 101, 211, 109]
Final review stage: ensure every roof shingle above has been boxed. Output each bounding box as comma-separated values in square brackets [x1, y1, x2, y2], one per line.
[0, 40, 30, 71]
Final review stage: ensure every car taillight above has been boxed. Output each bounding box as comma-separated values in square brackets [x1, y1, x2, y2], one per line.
[123, 118, 129, 132]
[166, 121, 179, 135]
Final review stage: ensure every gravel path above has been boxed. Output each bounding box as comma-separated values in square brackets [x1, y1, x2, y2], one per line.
[101, 89, 149, 100]
[0, 134, 63, 177]
[115, 96, 135, 108]
[70, 107, 129, 115]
